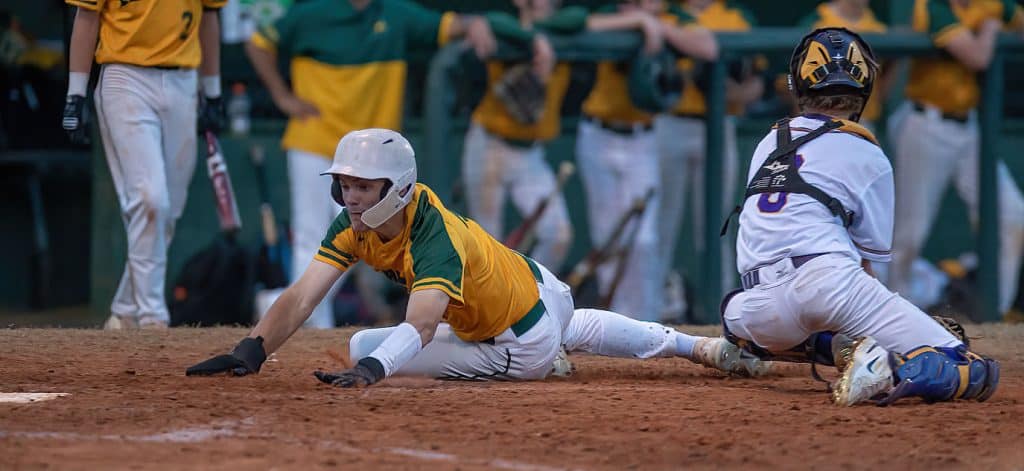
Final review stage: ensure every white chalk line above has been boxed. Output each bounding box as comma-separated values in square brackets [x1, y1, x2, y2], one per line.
[1, 417, 574, 471]
[0, 393, 70, 404]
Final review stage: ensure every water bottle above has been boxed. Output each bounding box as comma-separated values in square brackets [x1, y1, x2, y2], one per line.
[227, 82, 251, 136]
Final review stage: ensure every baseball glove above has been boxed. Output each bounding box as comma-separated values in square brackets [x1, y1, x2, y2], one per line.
[932, 315, 970, 348]
[493, 63, 546, 125]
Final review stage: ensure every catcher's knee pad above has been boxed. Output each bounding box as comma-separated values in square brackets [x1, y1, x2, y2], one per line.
[720, 289, 773, 360]
[881, 346, 999, 405]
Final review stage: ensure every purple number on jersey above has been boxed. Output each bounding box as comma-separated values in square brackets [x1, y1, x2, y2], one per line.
[756, 154, 805, 213]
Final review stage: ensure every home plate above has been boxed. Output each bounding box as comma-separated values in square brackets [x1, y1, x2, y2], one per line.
[0, 393, 70, 404]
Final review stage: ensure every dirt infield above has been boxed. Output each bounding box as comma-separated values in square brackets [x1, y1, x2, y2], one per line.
[2, 324, 1022, 470]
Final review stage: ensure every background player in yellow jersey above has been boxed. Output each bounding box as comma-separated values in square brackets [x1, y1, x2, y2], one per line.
[576, 0, 717, 322]
[653, 0, 761, 321]
[460, 0, 570, 271]
[186, 129, 769, 383]
[245, 0, 498, 328]
[887, 0, 1024, 317]
[62, 0, 226, 329]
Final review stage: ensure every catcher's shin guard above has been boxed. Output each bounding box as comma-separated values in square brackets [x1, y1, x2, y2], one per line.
[877, 346, 1000, 406]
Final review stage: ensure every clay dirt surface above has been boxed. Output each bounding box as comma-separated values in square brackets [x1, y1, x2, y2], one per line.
[1, 324, 1022, 470]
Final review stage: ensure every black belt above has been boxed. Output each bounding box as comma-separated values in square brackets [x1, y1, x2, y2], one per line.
[584, 116, 653, 136]
[498, 136, 540, 149]
[740, 253, 826, 290]
[911, 102, 968, 124]
[482, 255, 546, 344]
[670, 111, 705, 120]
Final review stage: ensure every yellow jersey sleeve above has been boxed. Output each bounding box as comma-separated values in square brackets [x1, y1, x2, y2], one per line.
[314, 213, 359, 272]
[408, 200, 467, 303]
[201, 0, 227, 9]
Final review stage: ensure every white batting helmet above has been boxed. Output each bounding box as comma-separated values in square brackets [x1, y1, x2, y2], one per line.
[321, 129, 417, 228]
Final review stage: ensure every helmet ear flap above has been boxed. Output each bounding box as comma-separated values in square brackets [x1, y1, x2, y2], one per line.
[331, 178, 345, 206]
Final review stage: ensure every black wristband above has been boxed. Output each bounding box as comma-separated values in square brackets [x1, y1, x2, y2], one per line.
[232, 336, 268, 372]
[357, 357, 386, 384]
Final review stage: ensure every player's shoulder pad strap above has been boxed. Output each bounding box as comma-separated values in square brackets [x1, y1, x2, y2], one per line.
[720, 118, 852, 237]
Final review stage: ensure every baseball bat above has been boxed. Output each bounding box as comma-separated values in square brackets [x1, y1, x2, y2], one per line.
[565, 188, 655, 296]
[600, 190, 654, 308]
[204, 130, 242, 233]
[251, 143, 289, 288]
[504, 160, 576, 251]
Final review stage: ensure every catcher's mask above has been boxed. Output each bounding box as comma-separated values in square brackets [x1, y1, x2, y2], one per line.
[788, 27, 877, 121]
[322, 129, 417, 229]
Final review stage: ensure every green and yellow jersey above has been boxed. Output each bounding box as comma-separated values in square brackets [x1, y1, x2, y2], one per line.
[797, 3, 887, 122]
[251, 0, 456, 157]
[582, 4, 694, 125]
[315, 184, 542, 342]
[673, 0, 757, 117]
[472, 7, 589, 142]
[906, 0, 1024, 116]
[65, 0, 226, 68]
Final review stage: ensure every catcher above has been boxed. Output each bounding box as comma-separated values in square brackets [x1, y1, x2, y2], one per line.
[720, 28, 999, 406]
[187, 129, 769, 384]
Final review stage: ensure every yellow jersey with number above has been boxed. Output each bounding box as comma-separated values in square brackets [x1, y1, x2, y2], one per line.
[65, 0, 226, 68]
[314, 184, 541, 342]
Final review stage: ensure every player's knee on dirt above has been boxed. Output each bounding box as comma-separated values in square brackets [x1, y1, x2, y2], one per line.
[880, 346, 999, 405]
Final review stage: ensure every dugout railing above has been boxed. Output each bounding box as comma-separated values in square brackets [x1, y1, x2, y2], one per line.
[423, 28, 1024, 324]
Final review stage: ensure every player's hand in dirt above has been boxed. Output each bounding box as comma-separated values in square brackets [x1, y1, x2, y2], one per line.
[186, 336, 267, 376]
[314, 357, 385, 388]
[62, 94, 90, 146]
[272, 92, 320, 120]
[197, 95, 226, 134]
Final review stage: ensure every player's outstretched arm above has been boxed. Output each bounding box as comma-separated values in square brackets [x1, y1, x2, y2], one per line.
[186, 259, 343, 376]
[314, 289, 449, 388]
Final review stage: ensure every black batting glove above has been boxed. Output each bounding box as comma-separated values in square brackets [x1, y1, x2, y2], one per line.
[62, 94, 90, 146]
[314, 357, 386, 388]
[197, 95, 226, 134]
[186, 336, 267, 377]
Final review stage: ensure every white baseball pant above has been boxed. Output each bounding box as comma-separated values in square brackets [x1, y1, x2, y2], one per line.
[653, 114, 740, 315]
[887, 101, 1024, 313]
[461, 123, 572, 270]
[723, 252, 960, 356]
[348, 260, 682, 379]
[575, 120, 661, 321]
[95, 63, 198, 325]
[287, 149, 348, 328]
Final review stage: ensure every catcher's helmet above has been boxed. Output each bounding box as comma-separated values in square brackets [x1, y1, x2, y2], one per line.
[788, 27, 877, 111]
[322, 128, 417, 228]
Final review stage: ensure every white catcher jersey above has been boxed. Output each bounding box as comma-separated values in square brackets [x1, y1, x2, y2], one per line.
[736, 115, 894, 273]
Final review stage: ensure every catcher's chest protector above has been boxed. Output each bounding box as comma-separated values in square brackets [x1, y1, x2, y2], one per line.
[722, 118, 855, 236]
